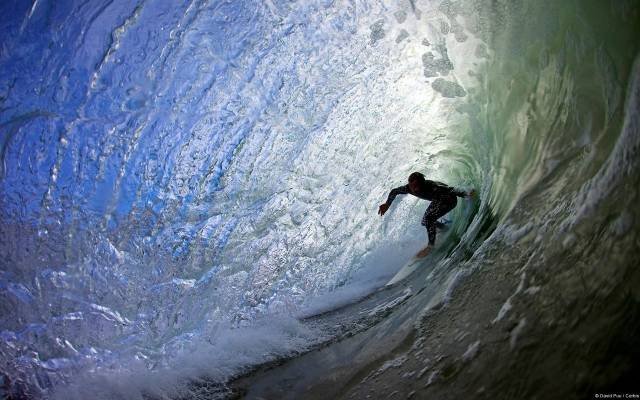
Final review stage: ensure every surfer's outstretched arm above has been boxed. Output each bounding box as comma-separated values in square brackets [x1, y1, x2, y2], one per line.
[378, 185, 410, 216]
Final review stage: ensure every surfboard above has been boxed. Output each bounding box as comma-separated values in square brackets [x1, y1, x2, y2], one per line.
[386, 257, 423, 286]
[385, 218, 452, 286]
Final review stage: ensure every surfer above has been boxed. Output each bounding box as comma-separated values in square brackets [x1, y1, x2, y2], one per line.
[378, 172, 474, 258]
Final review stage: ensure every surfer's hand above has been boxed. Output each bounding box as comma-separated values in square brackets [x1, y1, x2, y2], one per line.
[378, 203, 389, 216]
[468, 189, 476, 198]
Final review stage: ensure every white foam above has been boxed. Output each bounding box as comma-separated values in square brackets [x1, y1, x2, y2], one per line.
[509, 318, 527, 350]
[462, 340, 480, 361]
[52, 315, 321, 400]
[492, 271, 526, 324]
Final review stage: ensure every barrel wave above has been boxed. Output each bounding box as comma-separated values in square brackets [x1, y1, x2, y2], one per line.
[1, 0, 638, 399]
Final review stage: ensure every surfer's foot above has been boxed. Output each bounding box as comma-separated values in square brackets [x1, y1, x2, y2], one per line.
[416, 244, 434, 258]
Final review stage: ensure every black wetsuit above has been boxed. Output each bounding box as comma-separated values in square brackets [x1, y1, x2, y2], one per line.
[385, 180, 467, 245]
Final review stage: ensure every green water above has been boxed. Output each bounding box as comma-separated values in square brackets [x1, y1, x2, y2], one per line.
[234, 1, 640, 398]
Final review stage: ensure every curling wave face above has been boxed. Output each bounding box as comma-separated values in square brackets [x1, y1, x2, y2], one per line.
[1, 0, 638, 398]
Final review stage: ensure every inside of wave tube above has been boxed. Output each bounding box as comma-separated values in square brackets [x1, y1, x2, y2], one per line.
[2, 0, 638, 398]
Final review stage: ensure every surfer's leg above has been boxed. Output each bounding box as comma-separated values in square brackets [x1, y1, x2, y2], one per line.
[421, 214, 446, 229]
[423, 196, 457, 245]
[423, 205, 438, 245]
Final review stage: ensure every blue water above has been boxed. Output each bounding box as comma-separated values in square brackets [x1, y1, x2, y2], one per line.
[1, 0, 639, 398]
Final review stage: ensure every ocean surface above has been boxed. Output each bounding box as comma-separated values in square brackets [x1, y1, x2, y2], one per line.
[1, 0, 638, 398]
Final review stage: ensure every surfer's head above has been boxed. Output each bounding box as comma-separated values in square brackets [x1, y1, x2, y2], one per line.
[408, 171, 425, 192]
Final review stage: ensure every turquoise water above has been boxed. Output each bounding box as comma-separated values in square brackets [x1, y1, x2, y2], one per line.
[1, 0, 638, 398]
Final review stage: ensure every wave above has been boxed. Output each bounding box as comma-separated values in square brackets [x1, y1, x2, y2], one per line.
[1, 0, 638, 398]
